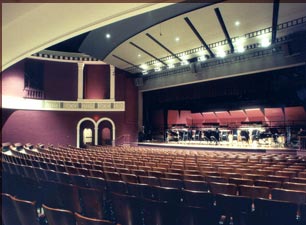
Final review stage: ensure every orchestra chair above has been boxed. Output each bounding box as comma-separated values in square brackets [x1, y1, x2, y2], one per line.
[42, 204, 75, 225]
[71, 174, 90, 188]
[78, 187, 105, 220]
[183, 180, 210, 192]
[300, 203, 306, 225]
[12, 196, 41, 225]
[254, 180, 282, 189]
[106, 180, 127, 194]
[110, 192, 142, 225]
[148, 170, 165, 178]
[138, 175, 160, 186]
[266, 175, 290, 183]
[57, 171, 73, 184]
[87, 176, 107, 191]
[252, 198, 298, 225]
[159, 177, 184, 189]
[104, 171, 121, 181]
[120, 173, 139, 184]
[179, 189, 219, 225]
[75, 212, 119, 225]
[282, 182, 306, 192]
[57, 182, 82, 213]
[130, 169, 148, 176]
[126, 182, 151, 199]
[205, 175, 228, 184]
[239, 185, 270, 200]
[209, 182, 237, 196]
[89, 169, 105, 178]
[183, 174, 204, 181]
[141, 198, 173, 225]
[228, 177, 254, 186]
[2, 193, 22, 225]
[271, 188, 306, 205]
[291, 177, 306, 184]
[215, 194, 253, 225]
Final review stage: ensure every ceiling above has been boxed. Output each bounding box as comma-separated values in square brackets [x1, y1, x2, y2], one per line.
[3, 2, 306, 75]
[44, 1, 306, 75]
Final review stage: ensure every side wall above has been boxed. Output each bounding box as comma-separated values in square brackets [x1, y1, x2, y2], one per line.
[1, 59, 138, 146]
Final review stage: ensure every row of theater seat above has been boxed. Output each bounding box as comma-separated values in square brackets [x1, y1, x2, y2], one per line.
[2, 144, 306, 225]
[2, 193, 120, 225]
[3, 160, 306, 225]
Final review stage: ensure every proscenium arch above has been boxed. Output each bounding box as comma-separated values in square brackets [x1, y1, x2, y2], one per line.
[77, 117, 96, 148]
[96, 117, 116, 146]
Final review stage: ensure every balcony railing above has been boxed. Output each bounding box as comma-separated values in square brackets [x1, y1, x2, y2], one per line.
[23, 87, 45, 99]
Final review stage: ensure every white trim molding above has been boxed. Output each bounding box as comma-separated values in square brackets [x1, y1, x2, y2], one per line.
[2, 96, 125, 112]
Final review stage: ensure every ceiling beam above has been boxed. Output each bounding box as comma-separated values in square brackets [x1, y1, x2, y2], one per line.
[146, 33, 182, 62]
[112, 54, 143, 71]
[184, 17, 215, 58]
[272, 0, 280, 44]
[214, 7, 234, 54]
[129, 41, 167, 66]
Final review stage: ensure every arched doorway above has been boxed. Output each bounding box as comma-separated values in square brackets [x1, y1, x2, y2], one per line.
[97, 118, 116, 146]
[77, 117, 96, 148]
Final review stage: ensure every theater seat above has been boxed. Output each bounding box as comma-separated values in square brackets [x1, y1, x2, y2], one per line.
[2, 193, 22, 225]
[75, 212, 118, 225]
[43, 204, 75, 225]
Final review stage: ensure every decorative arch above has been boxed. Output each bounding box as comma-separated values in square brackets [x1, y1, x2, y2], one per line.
[96, 117, 116, 146]
[76, 117, 96, 148]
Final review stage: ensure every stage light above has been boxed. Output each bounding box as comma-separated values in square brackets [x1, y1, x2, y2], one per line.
[168, 64, 175, 69]
[260, 35, 271, 47]
[197, 55, 206, 62]
[181, 60, 189, 66]
[140, 64, 148, 70]
[235, 37, 246, 53]
[216, 47, 226, 58]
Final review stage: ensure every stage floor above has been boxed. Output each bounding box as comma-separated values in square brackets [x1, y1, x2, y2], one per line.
[138, 141, 298, 155]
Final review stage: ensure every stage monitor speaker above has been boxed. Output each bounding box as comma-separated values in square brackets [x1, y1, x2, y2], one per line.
[135, 77, 143, 87]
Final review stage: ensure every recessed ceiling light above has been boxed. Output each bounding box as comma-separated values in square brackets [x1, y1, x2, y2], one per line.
[106, 33, 111, 39]
[175, 37, 180, 42]
[138, 54, 141, 58]
[235, 21, 240, 26]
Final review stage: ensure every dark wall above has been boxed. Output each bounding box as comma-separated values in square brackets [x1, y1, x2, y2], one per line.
[1, 110, 135, 146]
[44, 61, 78, 100]
[84, 65, 110, 99]
[2, 60, 25, 97]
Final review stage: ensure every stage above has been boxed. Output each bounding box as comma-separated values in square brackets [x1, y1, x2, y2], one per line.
[138, 141, 299, 155]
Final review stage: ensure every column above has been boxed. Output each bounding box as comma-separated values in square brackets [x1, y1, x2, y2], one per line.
[77, 62, 84, 100]
[138, 91, 143, 132]
[110, 65, 115, 100]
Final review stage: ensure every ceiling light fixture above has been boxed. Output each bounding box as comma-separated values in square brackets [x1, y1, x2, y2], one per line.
[106, 33, 111, 39]
[235, 21, 240, 26]
[175, 37, 180, 42]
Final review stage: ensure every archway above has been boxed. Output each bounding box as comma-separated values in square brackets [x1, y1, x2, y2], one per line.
[97, 117, 116, 146]
[77, 117, 96, 148]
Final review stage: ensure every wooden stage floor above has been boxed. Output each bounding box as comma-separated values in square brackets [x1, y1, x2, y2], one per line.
[137, 141, 299, 155]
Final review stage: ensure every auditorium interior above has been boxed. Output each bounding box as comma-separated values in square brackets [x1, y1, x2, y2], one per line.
[2, 2, 306, 225]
